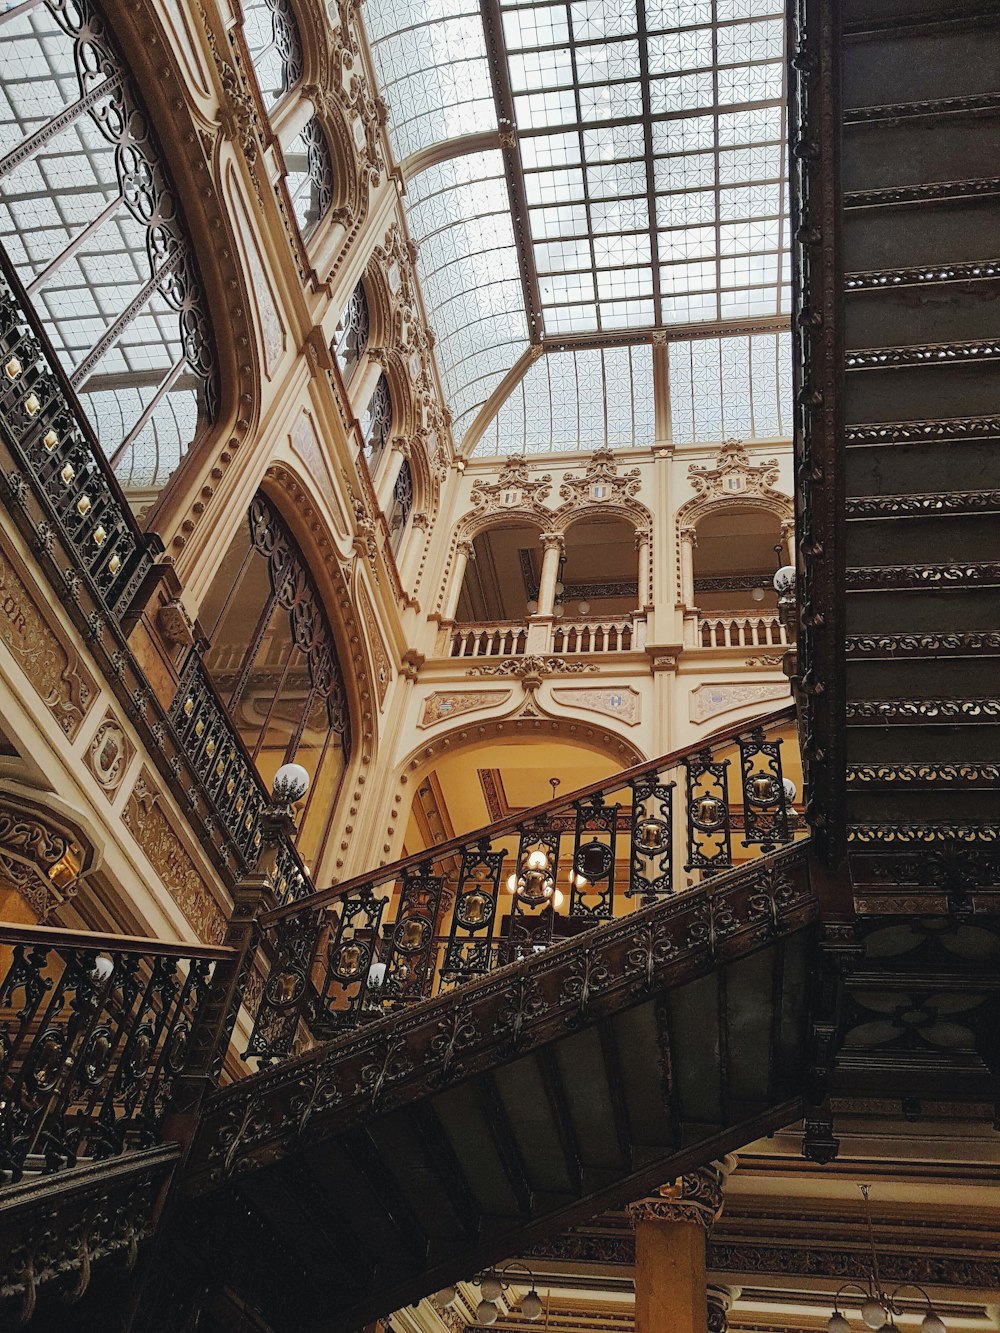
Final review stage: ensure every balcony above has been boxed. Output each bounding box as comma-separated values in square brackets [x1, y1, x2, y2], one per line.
[695, 610, 788, 650]
[446, 614, 645, 660]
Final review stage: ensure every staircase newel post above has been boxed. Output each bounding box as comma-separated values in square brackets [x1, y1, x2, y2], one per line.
[626, 1155, 737, 1333]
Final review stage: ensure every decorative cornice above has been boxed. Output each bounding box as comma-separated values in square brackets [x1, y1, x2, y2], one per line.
[626, 1157, 737, 1232]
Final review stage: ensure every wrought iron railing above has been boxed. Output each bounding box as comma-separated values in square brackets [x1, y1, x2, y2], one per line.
[0, 252, 158, 620]
[246, 704, 800, 1062]
[0, 923, 232, 1182]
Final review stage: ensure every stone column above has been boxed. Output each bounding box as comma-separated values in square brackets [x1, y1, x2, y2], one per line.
[781, 517, 795, 566]
[626, 1157, 737, 1333]
[679, 526, 698, 610]
[376, 437, 410, 509]
[635, 528, 652, 611]
[535, 532, 564, 619]
[442, 539, 474, 623]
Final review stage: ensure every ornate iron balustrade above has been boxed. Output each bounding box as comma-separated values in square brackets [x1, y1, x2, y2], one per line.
[167, 654, 314, 906]
[0, 253, 157, 621]
[0, 923, 231, 1183]
[247, 705, 800, 1062]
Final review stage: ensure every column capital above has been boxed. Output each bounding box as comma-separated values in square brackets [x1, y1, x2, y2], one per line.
[626, 1156, 737, 1232]
[708, 1285, 740, 1333]
[679, 525, 698, 546]
[540, 530, 564, 552]
[454, 539, 475, 559]
[635, 527, 651, 551]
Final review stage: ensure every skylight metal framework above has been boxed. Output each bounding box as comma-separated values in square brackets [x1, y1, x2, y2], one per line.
[362, 0, 794, 451]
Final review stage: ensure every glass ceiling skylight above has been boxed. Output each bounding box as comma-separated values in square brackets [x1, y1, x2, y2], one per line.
[477, 344, 654, 453]
[361, 0, 791, 453]
[364, 0, 497, 162]
[406, 153, 529, 444]
[668, 329, 791, 441]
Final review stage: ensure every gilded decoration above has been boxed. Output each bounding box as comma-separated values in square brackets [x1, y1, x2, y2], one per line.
[626, 1157, 737, 1232]
[0, 790, 92, 922]
[122, 767, 226, 945]
[419, 690, 512, 728]
[690, 682, 790, 724]
[0, 544, 97, 741]
[85, 709, 135, 801]
[550, 686, 640, 725]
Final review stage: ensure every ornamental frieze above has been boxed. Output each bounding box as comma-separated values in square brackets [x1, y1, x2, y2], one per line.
[0, 543, 97, 741]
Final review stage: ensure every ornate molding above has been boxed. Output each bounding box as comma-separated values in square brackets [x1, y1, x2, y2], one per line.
[627, 1157, 737, 1232]
[0, 790, 93, 922]
[466, 655, 599, 684]
[469, 455, 553, 515]
[558, 447, 642, 506]
[84, 708, 135, 801]
[419, 690, 512, 728]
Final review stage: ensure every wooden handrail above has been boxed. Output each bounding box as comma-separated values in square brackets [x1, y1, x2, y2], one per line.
[263, 701, 797, 924]
[0, 920, 234, 962]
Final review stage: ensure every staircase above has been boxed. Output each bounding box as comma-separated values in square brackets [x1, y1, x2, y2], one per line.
[790, 0, 1000, 889]
[149, 709, 816, 1331]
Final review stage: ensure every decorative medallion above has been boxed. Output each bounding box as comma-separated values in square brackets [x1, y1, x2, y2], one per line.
[550, 685, 640, 725]
[690, 681, 789, 723]
[357, 582, 391, 707]
[419, 690, 512, 728]
[85, 709, 135, 800]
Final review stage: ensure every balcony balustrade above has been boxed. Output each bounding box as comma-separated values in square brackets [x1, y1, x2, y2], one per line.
[246, 704, 799, 1063]
[552, 616, 636, 653]
[698, 611, 788, 650]
[449, 621, 529, 658]
[446, 614, 643, 659]
[0, 923, 231, 1182]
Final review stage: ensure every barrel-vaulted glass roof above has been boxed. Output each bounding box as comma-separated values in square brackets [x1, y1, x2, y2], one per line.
[363, 0, 790, 453]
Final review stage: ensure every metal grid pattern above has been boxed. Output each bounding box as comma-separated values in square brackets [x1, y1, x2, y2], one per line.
[364, 0, 498, 162]
[286, 118, 334, 240]
[406, 151, 529, 444]
[242, 0, 304, 110]
[669, 328, 790, 440]
[477, 343, 654, 452]
[0, 0, 215, 499]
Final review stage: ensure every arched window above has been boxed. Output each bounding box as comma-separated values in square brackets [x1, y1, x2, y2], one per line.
[0, 0, 218, 507]
[241, 0, 303, 111]
[200, 494, 350, 866]
[361, 373, 392, 472]
[334, 281, 369, 384]
[287, 118, 334, 242]
[387, 458, 413, 555]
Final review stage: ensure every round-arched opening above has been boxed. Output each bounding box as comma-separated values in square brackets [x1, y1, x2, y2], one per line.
[455, 523, 545, 623]
[693, 508, 784, 613]
[559, 515, 640, 620]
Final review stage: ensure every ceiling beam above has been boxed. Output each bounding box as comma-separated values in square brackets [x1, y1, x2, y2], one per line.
[460, 344, 542, 455]
[544, 314, 790, 352]
[479, 0, 544, 343]
[400, 131, 503, 183]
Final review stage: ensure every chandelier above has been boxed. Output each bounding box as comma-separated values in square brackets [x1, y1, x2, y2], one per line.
[432, 1262, 544, 1325]
[826, 1186, 945, 1333]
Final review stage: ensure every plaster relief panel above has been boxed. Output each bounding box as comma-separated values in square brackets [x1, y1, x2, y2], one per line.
[689, 681, 789, 724]
[122, 767, 226, 944]
[419, 690, 512, 728]
[0, 542, 97, 741]
[550, 685, 640, 726]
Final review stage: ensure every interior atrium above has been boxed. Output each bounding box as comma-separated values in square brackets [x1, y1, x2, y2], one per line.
[0, 0, 997, 1329]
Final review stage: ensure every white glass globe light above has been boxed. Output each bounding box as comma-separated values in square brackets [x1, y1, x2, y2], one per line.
[526, 850, 549, 871]
[272, 762, 310, 803]
[752, 586, 765, 602]
[432, 1287, 457, 1309]
[554, 581, 564, 596]
[773, 565, 796, 596]
[578, 600, 591, 615]
[922, 1311, 945, 1333]
[862, 1298, 886, 1328]
[506, 873, 519, 893]
[783, 777, 797, 803]
[480, 1274, 503, 1302]
[552, 888, 564, 909]
[526, 600, 538, 614]
[522, 1291, 544, 1321]
[827, 1313, 851, 1333]
[89, 955, 114, 983]
[476, 1300, 498, 1326]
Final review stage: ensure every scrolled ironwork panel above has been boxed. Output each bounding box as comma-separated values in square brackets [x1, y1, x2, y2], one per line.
[569, 793, 618, 919]
[629, 771, 674, 899]
[442, 842, 504, 980]
[382, 868, 444, 1003]
[244, 907, 323, 1063]
[684, 748, 733, 877]
[313, 888, 387, 1033]
[507, 823, 560, 960]
[738, 726, 791, 850]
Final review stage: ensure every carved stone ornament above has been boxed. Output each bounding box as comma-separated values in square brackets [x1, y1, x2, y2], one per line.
[419, 690, 512, 728]
[626, 1156, 738, 1232]
[559, 447, 642, 506]
[122, 767, 226, 944]
[690, 681, 790, 724]
[469, 455, 553, 513]
[85, 708, 135, 800]
[156, 597, 196, 648]
[687, 438, 781, 501]
[0, 544, 97, 741]
[0, 790, 92, 922]
[466, 656, 599, 685]
[357, 581, 391, 707]
[550, 685, 640, 725]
